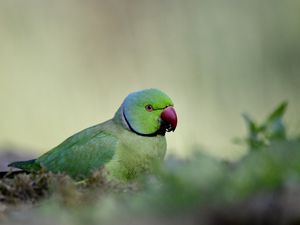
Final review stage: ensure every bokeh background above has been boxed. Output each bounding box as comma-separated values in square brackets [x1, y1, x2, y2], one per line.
[0, 0, 300, 160]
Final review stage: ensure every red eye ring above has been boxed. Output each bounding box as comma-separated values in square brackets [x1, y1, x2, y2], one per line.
[145, 104, 153, 112]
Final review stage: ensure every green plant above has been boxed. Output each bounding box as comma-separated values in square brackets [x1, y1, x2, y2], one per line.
[241, 102, 288, 150]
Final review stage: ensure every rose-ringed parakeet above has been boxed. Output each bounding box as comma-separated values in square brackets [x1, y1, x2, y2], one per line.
[8, 89, 177, 181]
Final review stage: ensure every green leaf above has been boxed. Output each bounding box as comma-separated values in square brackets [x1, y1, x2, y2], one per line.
[240, 102, 288, 150]
[242, 113, 258, 134]
[266, 101, 288, 123]
[242, 114, 264, 150]
[264, 101, 288, 140]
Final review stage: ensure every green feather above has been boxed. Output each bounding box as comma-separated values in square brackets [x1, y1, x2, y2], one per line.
[8, 159, 41, 172]
[36, 120, 118, 179]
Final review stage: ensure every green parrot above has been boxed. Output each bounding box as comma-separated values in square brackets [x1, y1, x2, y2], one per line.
[8, 88, 177, 181]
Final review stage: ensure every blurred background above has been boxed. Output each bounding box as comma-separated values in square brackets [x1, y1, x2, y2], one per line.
[0, 0, 300, 161]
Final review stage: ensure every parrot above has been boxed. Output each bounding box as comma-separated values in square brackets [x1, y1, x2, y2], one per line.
[7, 88, 177, 181]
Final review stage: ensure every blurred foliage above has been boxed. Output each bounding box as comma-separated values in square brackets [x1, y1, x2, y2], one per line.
[1, 103, 300, 225]
[237, 101, 288, 150]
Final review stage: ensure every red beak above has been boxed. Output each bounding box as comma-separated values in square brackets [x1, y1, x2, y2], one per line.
[160, 106, 177, 132]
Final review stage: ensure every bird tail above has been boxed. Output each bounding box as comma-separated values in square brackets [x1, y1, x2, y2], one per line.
[8, 159, 41, 172]
[0, 170, 29, 179]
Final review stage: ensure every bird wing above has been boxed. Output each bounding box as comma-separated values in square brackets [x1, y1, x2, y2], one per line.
[36, 122, 118, 179]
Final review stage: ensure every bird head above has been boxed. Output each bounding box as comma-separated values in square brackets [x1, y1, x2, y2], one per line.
[119, 88, 177, 136]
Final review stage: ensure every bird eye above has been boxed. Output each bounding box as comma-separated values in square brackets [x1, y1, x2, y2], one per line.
[145, 104, 153, 112]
